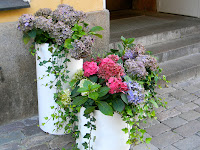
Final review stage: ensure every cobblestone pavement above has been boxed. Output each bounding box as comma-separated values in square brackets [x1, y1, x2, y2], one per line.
[1, 78, 200, 150]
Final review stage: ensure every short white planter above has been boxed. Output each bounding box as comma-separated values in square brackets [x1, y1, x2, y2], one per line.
[77, 107, 130, 150]
[35, 43, 83, 135]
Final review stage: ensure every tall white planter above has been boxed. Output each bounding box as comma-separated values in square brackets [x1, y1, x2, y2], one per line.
[35, 43, 83, 135]
[77, 108, 130, 150]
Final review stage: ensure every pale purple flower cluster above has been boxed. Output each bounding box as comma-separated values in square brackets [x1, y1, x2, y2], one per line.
[52, 4, 85, 26]
[70, 36, 95, 59]
[124, 44, 146, 59]
[125, 59, 147, 78]
[124, 44, 158, 77]
[51, 21, 72, 45]
[126, 81, 144, 104]
[136, 55, 158, 71]
[34, 8, 52, 18]
[18, 14, 35, 32]
[34, 16, 53, 32]
[18, 4, 86, 46]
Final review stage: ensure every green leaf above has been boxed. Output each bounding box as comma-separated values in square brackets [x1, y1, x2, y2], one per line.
[77, 87, 88, 93]
[120, 93, 128, 104]
[145, 138, 152, 144]
[117, 58, 123, 64]
[90, 84, 101, 91]
[127, 38, 135, 44]
[163, 75, 166, 81]
[81, 21, 89, 27]
[124, 75, 133, 82]
[28, 30, 36, 38]
[73, 96, 88, 106]
[88, 75, 98, 83]
[121, 36, 126, 42]
[98, 87, 110, 97]
[110, 49, 119, 53]
[83, 80, 93, 88]
[97, 101, 113, 116]
[23, 34, 31, 45]
[90, 26, 104, 32]
[84, 106, 96, 114]
[83, 133, 90, 139]
[93, 33, 102, 38]
[89, 92, 99, 100]
[122, 128, 129, 134]
[118, 44, 123, 51]
[64, 39, 73, 49]
[112, 99, 125, 112]
[150, 99, 158, 108]
[71, 86, 80, 97]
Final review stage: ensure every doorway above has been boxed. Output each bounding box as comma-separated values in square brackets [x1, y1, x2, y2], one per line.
[107, 0, 157, 20]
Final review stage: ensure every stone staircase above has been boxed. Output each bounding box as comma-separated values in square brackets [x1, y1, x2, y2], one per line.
[109, 13, 200, 84]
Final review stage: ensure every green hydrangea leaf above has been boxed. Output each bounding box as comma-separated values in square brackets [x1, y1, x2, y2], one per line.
[97, 101, 113, 116]
[120, 93, 128, 104]
[89, 92, 99, 100]
[112, 98, 125, 112]
[73, 96, 88, 106]
[98, 87, 110, 97]
[88, 75, 98, 83]
[90, 84, 101, 91]
[90, 26, 104, 32]
[23, 34, 31, 45]
[84, 106, 96, 115]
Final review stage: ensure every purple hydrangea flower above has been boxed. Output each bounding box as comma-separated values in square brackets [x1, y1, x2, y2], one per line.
[124, 44, 146, 60]
[124, 50, 135, 59]
[125, 59, 148, 78]
[126, 81, 144, 104]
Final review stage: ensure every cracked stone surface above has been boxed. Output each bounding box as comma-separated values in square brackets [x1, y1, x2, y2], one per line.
[1, 77, 200, 150]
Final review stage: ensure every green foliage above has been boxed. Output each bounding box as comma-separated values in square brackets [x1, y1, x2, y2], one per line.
[97, 101, 113, 116]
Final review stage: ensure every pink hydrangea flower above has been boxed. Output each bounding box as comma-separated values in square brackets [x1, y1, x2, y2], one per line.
[107, 54, 120, 63]
[98, 58, 125, 80]
[106, 77, 128, 94]
[83, 61, 98, 77]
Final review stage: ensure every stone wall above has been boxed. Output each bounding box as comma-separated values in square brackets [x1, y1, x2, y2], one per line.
[0, 9, 110, 125]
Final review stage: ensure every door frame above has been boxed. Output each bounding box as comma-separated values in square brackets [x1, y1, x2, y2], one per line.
[157, 0, 200, 18]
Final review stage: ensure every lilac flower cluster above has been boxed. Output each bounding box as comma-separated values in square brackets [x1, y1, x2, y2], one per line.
[135, 55, 158, 71]
[124, 44, 145, 59]
[70, 36, 95, 59]
[125, 59, 147, 77]
[52, 4, 85, 26]
[18, 4, 85, 44]
[51, 21, 72, 45]
[34, 8, 52, 18]
[126, 81, 144, 104]
[18, 14, 35, 32]
[18, 4, 95, 59]
[124, 44, 158, 77]
[34, 16, 53, 33]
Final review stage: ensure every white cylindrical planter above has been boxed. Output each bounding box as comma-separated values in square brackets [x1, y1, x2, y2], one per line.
[77, 108, 130, 150]
[35, 43, 83, 135]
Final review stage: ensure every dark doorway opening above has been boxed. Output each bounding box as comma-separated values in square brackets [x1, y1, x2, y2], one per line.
[107, 0, 157, 20]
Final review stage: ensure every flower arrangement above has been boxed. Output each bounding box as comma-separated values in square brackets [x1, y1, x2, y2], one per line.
[18, 4, 168, 149]
[18, 4, 103, 59]
[61, 37, 168, 149]
[18, 4, 103, 135]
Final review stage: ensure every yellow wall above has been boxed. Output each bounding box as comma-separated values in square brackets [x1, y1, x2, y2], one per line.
[0, 0, 103, 23]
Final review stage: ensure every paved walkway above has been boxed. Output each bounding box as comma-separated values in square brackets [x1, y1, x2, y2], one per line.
[1, 78, 200, 150]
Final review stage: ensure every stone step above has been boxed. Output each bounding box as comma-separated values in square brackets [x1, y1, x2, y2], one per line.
[146, 33, 200, 63]
[109, 15, 200, 49]
[159, 54, 200, 84]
